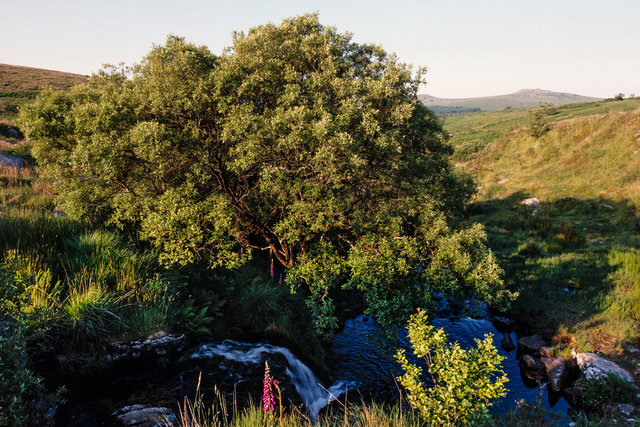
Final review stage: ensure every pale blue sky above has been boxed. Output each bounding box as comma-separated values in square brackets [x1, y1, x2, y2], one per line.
[1, 0, 638, 98]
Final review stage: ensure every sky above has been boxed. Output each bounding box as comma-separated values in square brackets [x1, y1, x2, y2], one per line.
[1, 0, 638, 98]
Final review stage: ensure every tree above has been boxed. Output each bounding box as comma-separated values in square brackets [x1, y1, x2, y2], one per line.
[20, 14, 515, 335]
[396, 309, 508, 426]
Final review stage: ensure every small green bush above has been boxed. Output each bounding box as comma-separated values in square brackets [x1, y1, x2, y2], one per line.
[0, 327, 56, 426]
[396, 308, 508, 426]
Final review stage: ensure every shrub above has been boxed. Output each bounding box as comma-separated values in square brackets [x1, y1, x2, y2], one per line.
[582, 372, 638, 409]
[528, 103, 551, 138]
[395, 308, 508, 426]
[0, 327, 56, 426]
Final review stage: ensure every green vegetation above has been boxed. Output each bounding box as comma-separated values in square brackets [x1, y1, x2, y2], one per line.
[3, 12, 638, 427]
[396, 309, 507, 426]
[443, 98, 640, 358]
[582, 373, 639, 410]
[19, 14, 514, 337]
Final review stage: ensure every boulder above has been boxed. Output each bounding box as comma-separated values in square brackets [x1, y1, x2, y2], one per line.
[491, 316, 515, 332]
[0, 153, 27, 169]
[518, 335, 546, 356]
[112, 404, 176, 427]
[574, 351, 634, 383]
[541, 356, 567, 392]
[500, 333, 515, 352]
[519, 354, 544, 381]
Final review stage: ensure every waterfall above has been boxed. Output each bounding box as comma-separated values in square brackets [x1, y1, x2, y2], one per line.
[184, 340, 353, 419]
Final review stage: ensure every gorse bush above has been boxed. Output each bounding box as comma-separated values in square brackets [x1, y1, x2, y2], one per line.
[395, 309, 508, 426]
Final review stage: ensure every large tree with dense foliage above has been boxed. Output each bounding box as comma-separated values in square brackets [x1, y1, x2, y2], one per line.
[20, 14, 515, 334]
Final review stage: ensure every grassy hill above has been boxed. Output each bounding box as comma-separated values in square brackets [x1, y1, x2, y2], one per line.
[420, 88, 602, 112]
[446, 97, 640, 360]
[0, 63, 87, 119]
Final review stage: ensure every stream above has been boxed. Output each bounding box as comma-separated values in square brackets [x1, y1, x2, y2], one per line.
[54, 314, 572, 425]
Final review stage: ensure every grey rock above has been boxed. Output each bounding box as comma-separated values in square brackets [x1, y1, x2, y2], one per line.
[0, 153, 27, 169]
[518, 335, 546, 356]
[625, 345, 640, 355]
[522, 197, 541, 207]
[112, 404, 176, 427]
[500, 333, 516, 352]
[619, 403, 634, 417]
[541, 356, 567, 392]
[520, 354, 544, 381]
[574, 351, 634, 383]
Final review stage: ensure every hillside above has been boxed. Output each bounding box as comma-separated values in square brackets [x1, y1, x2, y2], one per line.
[0, 63, 88, 119]
[446, 97, 640, 360]
[420, 88, 602, 112]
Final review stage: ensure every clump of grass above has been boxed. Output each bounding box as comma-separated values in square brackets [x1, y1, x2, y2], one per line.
[63, 280, 122, 347]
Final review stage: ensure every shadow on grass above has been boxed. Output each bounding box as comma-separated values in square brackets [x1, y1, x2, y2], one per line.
[466, 191, 640, 351]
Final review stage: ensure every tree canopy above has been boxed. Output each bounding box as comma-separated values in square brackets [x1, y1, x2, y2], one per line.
[20, 14, 515, 334]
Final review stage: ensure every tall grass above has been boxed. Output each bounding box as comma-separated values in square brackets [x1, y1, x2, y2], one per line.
[176, 389, 423, 427]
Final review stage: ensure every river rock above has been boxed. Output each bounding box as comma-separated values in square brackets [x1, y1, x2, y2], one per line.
[492, 316, 515, 332]
[518, 335, 546, 356]
[109, 332, 186, 361]
[112, 404, 176, 426]
[0, 153, 27, 169]
[573, 351, 634, 383]
[519, 354, 544, 381]
[541, 356, 567, 392]
[500, 333, 515, 352]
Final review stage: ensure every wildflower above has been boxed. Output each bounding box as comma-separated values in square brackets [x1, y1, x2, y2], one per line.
[263, 362, 276, 412]
[270, 258, 274, 278]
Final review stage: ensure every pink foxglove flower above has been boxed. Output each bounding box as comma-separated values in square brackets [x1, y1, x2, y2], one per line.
[263, 362, 276, 412]
[270, 258, 274, 278]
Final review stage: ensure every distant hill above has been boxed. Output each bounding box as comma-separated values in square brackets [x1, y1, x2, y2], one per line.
[419, 89, 602, 112]
[0, 64, 88, 119]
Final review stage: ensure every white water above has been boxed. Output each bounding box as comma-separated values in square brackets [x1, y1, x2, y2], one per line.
[185, 340, 353, 419]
